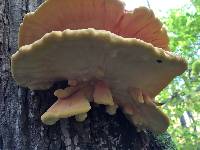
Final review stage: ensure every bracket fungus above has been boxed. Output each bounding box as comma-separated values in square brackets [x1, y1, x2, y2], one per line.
[11, 0, 187, 133]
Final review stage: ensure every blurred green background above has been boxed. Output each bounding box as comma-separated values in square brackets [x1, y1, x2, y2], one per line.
[155, 0, 200, 149]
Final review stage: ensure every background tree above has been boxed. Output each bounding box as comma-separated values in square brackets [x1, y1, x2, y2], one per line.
[157, 0, 200, 149]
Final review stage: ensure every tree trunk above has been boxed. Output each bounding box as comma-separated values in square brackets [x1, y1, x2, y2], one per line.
[0, 0, 176, 149]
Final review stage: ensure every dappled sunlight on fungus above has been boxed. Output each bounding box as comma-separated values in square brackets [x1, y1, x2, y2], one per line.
[11, 0, 187, 134]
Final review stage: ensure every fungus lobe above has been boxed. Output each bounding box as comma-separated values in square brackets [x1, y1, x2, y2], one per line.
[11, 0, 187, 133]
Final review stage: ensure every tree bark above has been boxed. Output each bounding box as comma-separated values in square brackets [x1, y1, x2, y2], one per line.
[0, 0, 176, 149]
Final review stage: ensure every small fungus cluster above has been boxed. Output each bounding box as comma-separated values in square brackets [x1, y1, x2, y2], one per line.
[11, 0, 187, 133]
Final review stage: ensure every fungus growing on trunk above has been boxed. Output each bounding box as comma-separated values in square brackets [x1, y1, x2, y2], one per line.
[11, 0, 187, 133]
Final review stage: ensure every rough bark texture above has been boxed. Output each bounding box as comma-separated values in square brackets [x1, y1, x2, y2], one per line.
[0, 0, 176, 149]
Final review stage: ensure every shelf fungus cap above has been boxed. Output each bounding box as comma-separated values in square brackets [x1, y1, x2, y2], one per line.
[11, 29, 187, 95]
[18, 0, 169, 50]
[121, 92, 170, 133]
[41, 91, 91, 125]
[11, 0, 187, 133]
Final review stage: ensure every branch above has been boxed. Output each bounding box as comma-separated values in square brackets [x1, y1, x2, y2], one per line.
[146, 0, 151, 8]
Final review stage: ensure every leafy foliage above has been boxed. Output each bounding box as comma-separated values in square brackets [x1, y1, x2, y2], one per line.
[192, 59, 200, 75]
[156, 1, 200, 149]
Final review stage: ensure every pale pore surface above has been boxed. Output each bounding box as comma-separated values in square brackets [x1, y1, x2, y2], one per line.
[12, 29, 187, 133]
[12, 29, 187, 98]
